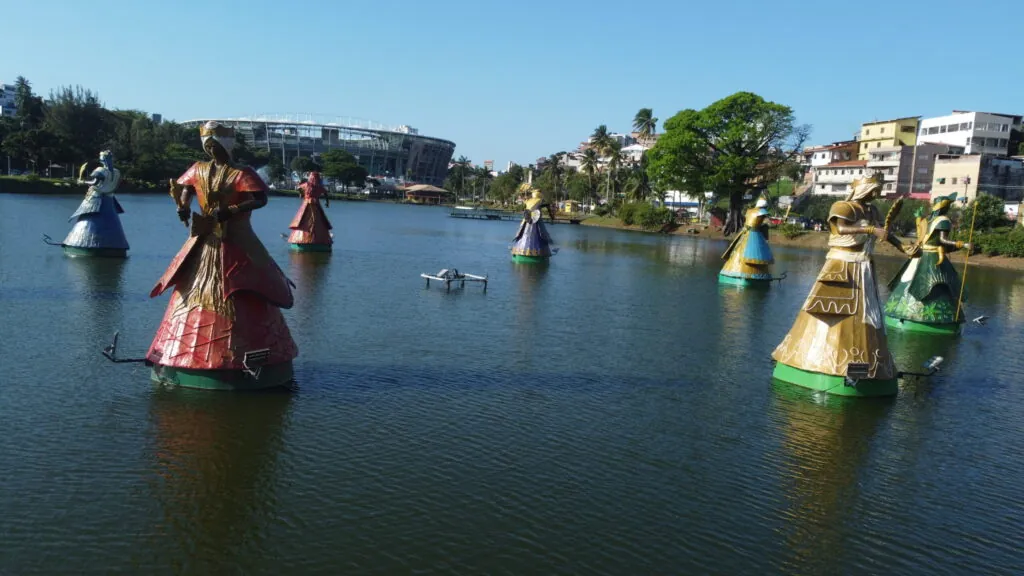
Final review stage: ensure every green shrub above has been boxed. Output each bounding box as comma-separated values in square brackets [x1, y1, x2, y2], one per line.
[637, 205, 675, 230]
[964, 227, 1024, 257]
[24, 173, 40, 183]
[777, 223, 806, 239]
[618, 203, 638, 226]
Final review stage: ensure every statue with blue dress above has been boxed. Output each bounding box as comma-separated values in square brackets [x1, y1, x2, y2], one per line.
[511, 187, 556, 263]
[718, 194, 774, 286]
[61, 150, 130, 257]
[884, 193, 971, 334]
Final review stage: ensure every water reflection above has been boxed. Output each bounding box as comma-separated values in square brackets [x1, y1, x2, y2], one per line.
[67, 257, 126, 338]
[288, 251, 331, 312]
[770, 382, 893, 574]
[143, 388, 292, 572]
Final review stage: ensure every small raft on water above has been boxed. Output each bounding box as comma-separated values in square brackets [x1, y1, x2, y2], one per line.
[421, 268, 488, 292]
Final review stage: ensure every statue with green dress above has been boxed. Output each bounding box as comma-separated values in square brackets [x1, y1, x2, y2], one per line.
[883, 193, 972, 335]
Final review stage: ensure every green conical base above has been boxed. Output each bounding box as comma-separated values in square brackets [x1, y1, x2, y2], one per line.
[772, 362, 898, 397]
[150, 362, 294, 391]
[884, 315, 961, 335]
[63, 246, 127, 258]
[718, 273, 771, 287]
[512, 254, 550, 263]
[289, 243, 332, 252]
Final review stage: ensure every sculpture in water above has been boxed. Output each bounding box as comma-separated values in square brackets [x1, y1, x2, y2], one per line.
[146, 121, 298, 390]
[772, 174, 907, 397]
[718, 194, 774, 286]
[287, 171, 333, 251]
[511, 188, 555, 263]
[884, 193, 971, 334]
[62, 150, 130, 257]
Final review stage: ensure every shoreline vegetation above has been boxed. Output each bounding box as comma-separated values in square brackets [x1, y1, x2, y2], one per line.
[579, 214, 1024, 272]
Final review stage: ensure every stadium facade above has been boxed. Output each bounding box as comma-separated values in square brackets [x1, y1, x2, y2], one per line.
[181, 115, 455, 186]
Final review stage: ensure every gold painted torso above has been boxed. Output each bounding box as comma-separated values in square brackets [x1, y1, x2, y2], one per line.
[192, 161, 245, 215]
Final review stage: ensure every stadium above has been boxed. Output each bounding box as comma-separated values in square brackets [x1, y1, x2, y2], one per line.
[180, 115, 456, 186]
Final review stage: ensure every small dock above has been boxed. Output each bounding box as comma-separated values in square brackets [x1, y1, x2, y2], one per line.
[449, 207, 584, 225]
[449, 207, 519, 221]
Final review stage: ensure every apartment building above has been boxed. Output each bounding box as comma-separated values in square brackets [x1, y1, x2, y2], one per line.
[857, 117, 920, 160]
[918, 111, 1021, 156]
[930, 154, 1024, 202]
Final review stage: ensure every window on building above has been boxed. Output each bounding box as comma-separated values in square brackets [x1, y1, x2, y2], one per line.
[833, 184, 846, 192]
[819, 184, 825, 190]
[862, 143, 868, 150]
[880, 127, 886, 134]
[1002, 124, 1009, 132]
[952, 177, 958, 185]
[988, 138, 999, 147]
[940, 125, 947, 133]
[876, 142, 881, 147]
[902, 125, 915, 133]
[966, 137, 971, 146]
[918, 168, 928, 174]
[948, 124, 960, 133]
[859, 169, 863, 174]
[865, 129, 871, 135]
[884, 183, 892, 190]
[887, 168, 894, 175]
[967, 122, 973, 129]
[960, 123, 970, 131]
[937, 177, 946, 184]
[999, 138, 1008, 148]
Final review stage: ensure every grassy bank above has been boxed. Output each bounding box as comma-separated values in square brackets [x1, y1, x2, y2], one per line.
[582, 215, 1024, 272]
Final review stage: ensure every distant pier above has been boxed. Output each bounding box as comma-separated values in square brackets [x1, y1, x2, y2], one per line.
[449, 206, 584, 225]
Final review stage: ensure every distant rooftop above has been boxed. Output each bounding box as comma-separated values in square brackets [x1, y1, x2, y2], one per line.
[862, 116, 920, 126]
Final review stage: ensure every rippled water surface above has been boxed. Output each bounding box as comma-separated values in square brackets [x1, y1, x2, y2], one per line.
[2, 193, 1024, 574]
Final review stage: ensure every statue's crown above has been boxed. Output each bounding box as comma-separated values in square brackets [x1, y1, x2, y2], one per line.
[200, 121, 234, 139]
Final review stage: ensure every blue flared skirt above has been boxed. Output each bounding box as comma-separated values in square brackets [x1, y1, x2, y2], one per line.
[63, 195, 130, 251]
[741, 229, 772, 265]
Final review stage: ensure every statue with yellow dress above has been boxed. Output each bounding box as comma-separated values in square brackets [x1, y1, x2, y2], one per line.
[719, 193, 775, 286]
[511, 183, 556, 263]
[772, 173, 909, 396]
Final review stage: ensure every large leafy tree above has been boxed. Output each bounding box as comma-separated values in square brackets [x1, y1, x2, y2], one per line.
[45, 86, 110, 165]
[290, 155, 319, 175]
[647, 91, 809, 235]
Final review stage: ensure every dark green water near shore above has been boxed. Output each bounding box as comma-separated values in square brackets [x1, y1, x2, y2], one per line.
[2, 193, 1024, 574]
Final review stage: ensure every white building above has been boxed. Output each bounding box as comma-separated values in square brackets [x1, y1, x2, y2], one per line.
[866, 143, 964, 196]
[803, 140, 858, 167]
[811, 160, 870, 195]
[0, 83, 17, 117]
[918, 111, 1021, 156]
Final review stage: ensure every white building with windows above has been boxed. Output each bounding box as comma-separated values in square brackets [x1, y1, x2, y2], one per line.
[0, 83, 17, 117]
[811, 160, 869, 196]
[918, 111, 1021, 156]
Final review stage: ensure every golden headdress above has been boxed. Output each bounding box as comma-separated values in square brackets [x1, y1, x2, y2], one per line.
[931, 192, 958, 214]
[847, 172, 884, 202]
[200, 121, 235, 155]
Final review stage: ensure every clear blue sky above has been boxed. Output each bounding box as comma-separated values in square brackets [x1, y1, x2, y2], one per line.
[6, 0, 1022, 169]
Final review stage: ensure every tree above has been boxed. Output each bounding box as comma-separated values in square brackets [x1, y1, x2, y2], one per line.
[546, 153, 563, 205]
[291, 155, 318, 175]
[580, 148, 599, 200]
[632, 108, 658, 144]
[13, 76, 45, 129]
[320, 148, 358, 182]
[966, 192, 1011, 231]
[647, 91, 809, 235]
[605, 141, 623, 202]
[339, 164, 368, 191]
[267, 153, 287, 182]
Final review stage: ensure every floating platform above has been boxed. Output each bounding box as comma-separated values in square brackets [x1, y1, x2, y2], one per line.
[421, 268, 487, 291]
[150, 362, 294, 391]
[512, 254, 550, 264]
[62, 245, 128, 258]
[289, 243, 332, 253]
[884, 315, 961, 336]
[772, 362, 898, 397]
[718, 273, 772, 288]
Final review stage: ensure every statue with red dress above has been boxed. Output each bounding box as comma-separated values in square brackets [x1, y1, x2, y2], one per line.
[287, 171, 333, 251]
[146, 121, 298, 390]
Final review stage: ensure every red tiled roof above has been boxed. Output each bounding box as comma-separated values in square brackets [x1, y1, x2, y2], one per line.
[825, 160, 868, 167]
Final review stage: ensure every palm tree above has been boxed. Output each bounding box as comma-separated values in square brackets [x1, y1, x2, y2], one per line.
[605, 141, 623, 203]
[455, 155, 471, 199]
[547, 153, 563, 206]
[581, 148, 599, 200]
[591, 125, 613, 155]
[632, 108, 658, 145]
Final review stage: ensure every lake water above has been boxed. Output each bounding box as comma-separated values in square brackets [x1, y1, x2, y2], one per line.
[2, 192, 1024, 575]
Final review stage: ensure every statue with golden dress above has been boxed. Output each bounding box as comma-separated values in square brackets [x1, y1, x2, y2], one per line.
[772, 174, 908, 396]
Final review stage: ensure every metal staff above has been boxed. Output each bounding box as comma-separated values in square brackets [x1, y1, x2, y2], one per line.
[954, 199, 978, 323]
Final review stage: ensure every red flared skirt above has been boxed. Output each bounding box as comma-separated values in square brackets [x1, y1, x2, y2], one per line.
[287, 199, 332, 245]
[147, 290, 298, 370]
